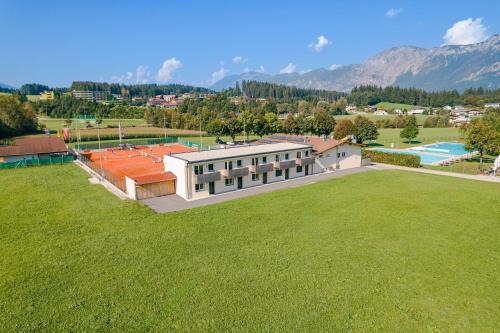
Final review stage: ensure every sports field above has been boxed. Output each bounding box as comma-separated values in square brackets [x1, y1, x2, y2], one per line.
[38, 117, 147, 129]
[1, 165, 499, 331]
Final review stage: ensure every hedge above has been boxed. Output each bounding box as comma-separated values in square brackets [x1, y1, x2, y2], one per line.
[362, 149, 421, 168]
[68, 133, 213, 142]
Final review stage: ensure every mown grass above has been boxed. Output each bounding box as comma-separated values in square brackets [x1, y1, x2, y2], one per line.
[374, 102, 424, 111]
[0, 165, 499, 331]
[373, 127, 462, 148]
[335, 113, 429, 125]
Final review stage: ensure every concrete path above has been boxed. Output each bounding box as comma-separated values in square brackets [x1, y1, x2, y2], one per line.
[369, 163, 500, 183]
[142, 167, 372, 213]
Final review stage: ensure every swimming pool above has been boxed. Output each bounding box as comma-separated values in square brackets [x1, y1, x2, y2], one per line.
[410, 142, 473, 156]
[372, 148, 450, 164]
[371, 142, 476, 165]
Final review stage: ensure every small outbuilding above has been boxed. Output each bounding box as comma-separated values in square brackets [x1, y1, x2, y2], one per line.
[0, 137, 69, 163]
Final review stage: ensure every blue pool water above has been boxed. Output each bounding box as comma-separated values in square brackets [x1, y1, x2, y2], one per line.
[373, 148, 450, 164]
[410, 142, 472, 156]
[372, 142, 475, 165]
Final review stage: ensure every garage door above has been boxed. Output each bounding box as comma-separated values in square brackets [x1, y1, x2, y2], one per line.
[136, 180, 176, 199]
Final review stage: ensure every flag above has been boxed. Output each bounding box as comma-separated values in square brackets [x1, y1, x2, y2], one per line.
[62, 127, 70, 141]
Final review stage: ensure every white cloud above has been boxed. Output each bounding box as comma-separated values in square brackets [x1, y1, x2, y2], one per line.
[385, 8, 403, 17]
[329, 64, 341, 71]
[232, 56, 248, 65]
[135, 65, 149, 83]
[279, 63, 297, 74]
[442, 18, 489, 45]
[208, 66, 228, 85]
[243, 67, 250, 73]
[256, 65, 266, 73]
[299, 69, 312, 74]
[156, 57, 182, 83]
[308, 35, 331, 52]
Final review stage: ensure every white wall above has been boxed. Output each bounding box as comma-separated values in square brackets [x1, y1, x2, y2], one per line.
[317, 143, 362, 170]
[164, 155, 188, 198]
[125, 177, 137, 200]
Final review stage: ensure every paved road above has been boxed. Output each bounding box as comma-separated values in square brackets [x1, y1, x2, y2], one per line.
[370, 163, 500, 183]
[142, 167, 372, 213]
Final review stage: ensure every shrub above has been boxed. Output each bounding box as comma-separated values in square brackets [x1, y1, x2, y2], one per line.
[362, 150, 421, 167]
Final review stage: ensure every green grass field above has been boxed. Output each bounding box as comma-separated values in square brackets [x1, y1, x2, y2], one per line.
[335, 113, 429, 125]
[1, 165, 499, 331]
[374, 102, 424, 111]
[373, 127, 462, 148]
[38, 117, 147, 129]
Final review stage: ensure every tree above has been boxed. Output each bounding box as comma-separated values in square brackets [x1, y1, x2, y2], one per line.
[283, 114, 299, 134]
[239, 110, 255, 140]
[333, 119, 355, 139]
[223, 116, 242, 141]
[252, 114, 267, 138]
[463, 118, 499, 168]
[206, 118, 225, 142]
[0, 94, 38, 138]
[264, 112, 282, 135]
[310, 110, 336, 136]
[400, 116, 419, 143]
[353, 115, 378, 143]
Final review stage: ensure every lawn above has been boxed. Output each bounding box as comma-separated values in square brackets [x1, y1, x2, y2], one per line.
[335, 113, 429, 125]
[372, 127, 462, 148]
[374, 101, 424, 111]
[423, 155, 497, 175]
[0, 165, 499, 331]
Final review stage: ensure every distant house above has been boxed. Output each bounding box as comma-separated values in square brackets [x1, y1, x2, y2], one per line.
[39, 91, 55, 101]
[408, 108, 425, 115]
[346, 104, 357, 112]
[374, 109, 388, 116]
[72, 90, 106, 101]
[443, 105, 453, 111]
[0, 137, 69, 163]
[394, 109, 404, 115]
[147, 96, 178, 108]
[484, 103, 500, 108]
[131, 96, 145, 102]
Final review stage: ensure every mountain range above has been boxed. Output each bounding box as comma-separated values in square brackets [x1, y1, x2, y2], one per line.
[211, 35, 500, 92]
[0, 82, 16, 90]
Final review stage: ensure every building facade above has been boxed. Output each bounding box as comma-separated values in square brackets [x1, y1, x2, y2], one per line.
[164, 143, 316, 200]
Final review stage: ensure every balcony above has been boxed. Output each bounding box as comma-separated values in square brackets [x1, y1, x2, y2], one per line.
[273, 159, 296, 169]
[248, 163, 274, 174]
[193, 171, 221, 184]
[296, 156, 315, 166]
[220, 167, 249, 178]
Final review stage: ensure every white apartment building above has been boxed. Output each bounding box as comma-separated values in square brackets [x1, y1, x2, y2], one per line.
[164, 143, 316, 200]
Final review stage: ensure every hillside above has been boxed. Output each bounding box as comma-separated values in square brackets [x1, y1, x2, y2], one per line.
[212, 35, 500, 92]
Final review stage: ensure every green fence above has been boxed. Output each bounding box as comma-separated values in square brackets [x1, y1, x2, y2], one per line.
[0, 155, 74, 169]
[77, 137, 178, 151]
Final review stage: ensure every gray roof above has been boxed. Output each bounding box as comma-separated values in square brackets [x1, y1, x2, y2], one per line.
[168, 142, 311, 163]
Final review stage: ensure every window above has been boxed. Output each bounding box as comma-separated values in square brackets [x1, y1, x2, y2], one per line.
[251, 157, 259, 166]
[305, 150, 309, 157]
[296, 151, 302, 158]
[342, 152, 346, 157]
[275, 169, 282, 177]
[296, 165, 303, 173]
[337, 153, 341, 158]
[275, 154, 280, 162]
[208, 164, 214, 172]
[194, 165, 203, 175]
[225, 161, 233, 170]
[237, 160, 242, 167]
[225, 178, 234, 186]
[252, 173, 260, 181]
[195, 183, 204, 192]
[285, 153, 289, 160]
[262, 156, 267, 163]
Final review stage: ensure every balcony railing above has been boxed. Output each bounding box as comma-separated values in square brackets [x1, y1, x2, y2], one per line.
[220, 167, 249, 178]
[296, 156, 315, 166]
[248, 163, 274, 174]
[193, 171, 221, 184]
[273, 159, 296, 169]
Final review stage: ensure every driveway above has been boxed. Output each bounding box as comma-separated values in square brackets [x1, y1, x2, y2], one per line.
[142, 166, 372, 213]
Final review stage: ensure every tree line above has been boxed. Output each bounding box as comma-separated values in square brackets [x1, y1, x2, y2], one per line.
[348, 85, 500, 107]
[0, 94, 38, 139]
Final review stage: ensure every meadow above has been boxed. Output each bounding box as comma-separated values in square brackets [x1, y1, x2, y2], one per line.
[0, 165, 499, 331]
[334, 113, 429, 125]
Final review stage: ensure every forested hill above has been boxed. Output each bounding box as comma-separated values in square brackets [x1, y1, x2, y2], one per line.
[227, 80, 345, 102]
[70, 82, 213, 97]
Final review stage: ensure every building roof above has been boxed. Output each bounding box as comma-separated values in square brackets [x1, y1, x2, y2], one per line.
[168, 142, 311, 163]
[132, 172, 176, 185]
[0, 137, 68, 157]
[262, 134, 361, 154]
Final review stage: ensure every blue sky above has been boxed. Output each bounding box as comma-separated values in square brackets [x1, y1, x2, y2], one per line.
[0, 0, 498, 88]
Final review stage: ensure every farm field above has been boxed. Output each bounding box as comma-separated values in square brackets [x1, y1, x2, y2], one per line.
[1, 165, 499, 331]
[38, 117, 147, 129]
[374, 101, 424, 111]
[335, 113, 429, 125]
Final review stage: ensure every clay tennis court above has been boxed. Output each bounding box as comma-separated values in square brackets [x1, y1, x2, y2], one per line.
[81, 144, 194, 192]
